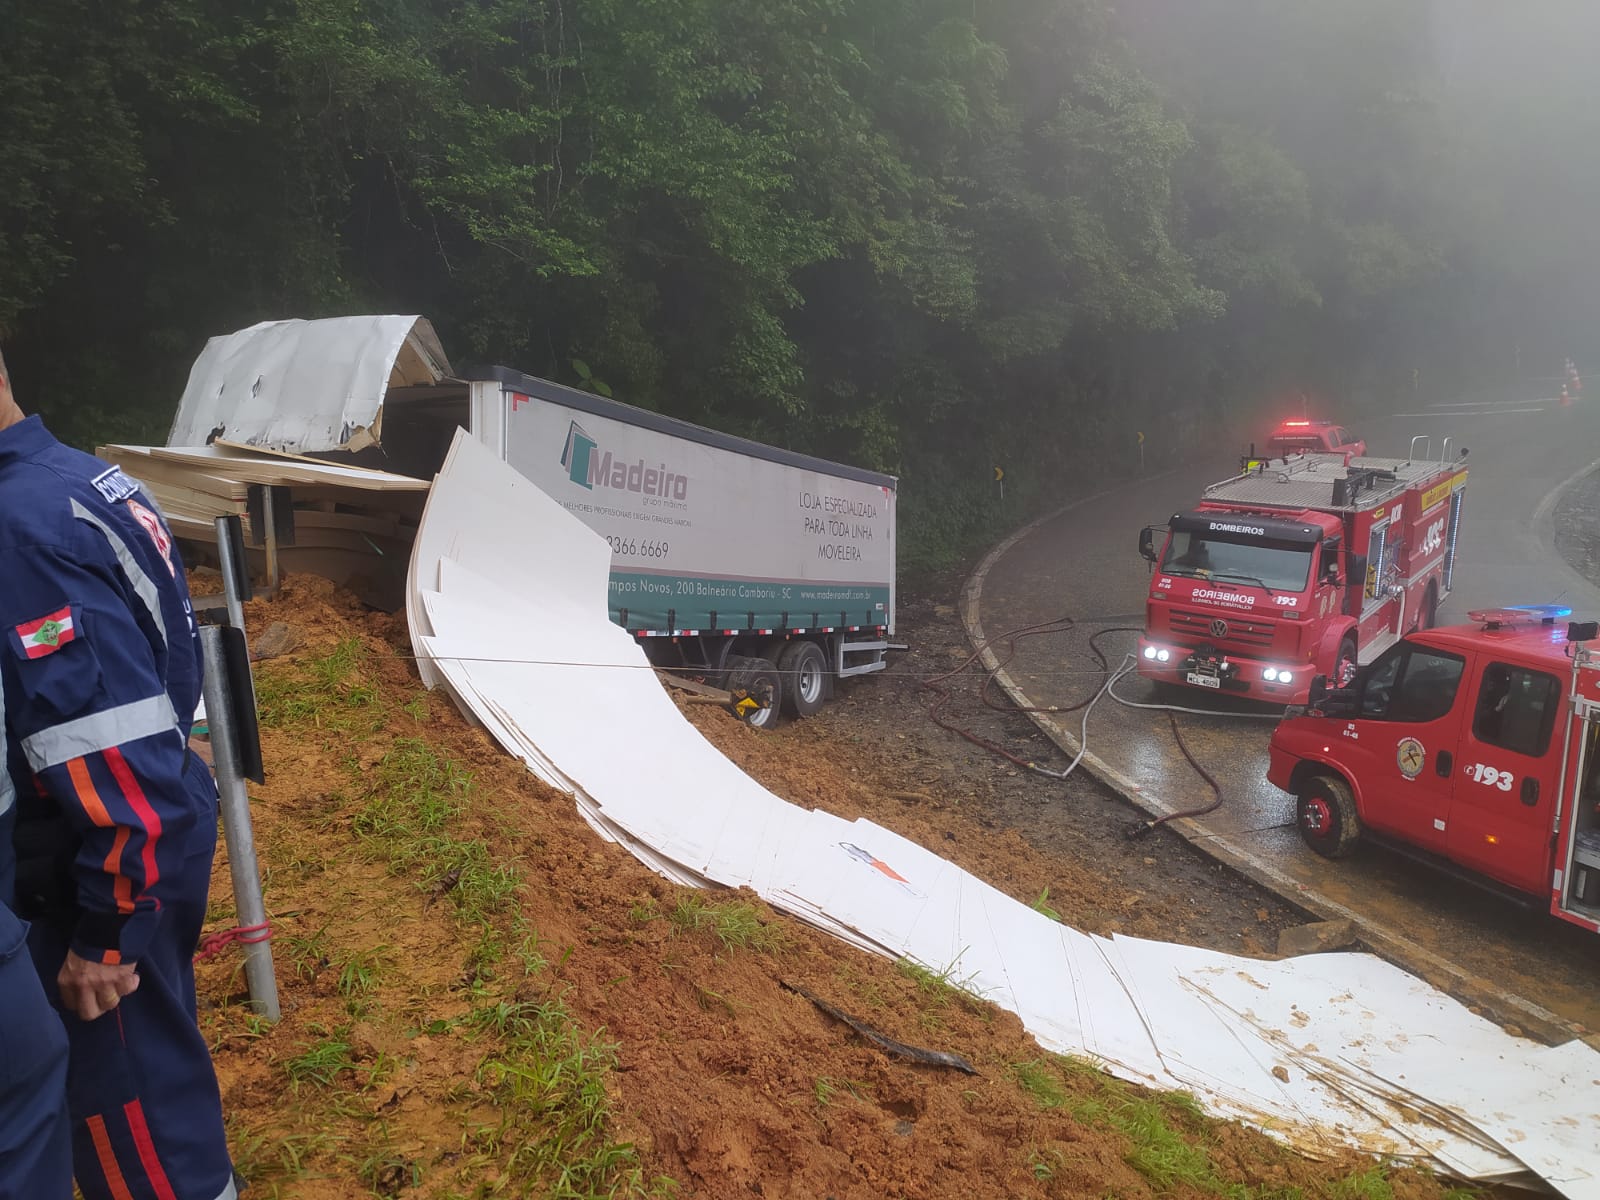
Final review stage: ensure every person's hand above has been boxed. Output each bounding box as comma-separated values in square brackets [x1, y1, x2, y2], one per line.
[57, 950, 140, 1021]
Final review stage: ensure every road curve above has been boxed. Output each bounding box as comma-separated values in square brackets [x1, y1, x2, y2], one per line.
[968, 391, 1600, 1041]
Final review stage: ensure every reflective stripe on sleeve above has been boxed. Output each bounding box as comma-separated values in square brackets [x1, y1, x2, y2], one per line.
[0, 678, 13, 817]
[21, 694, 180, 772]
[69, 498, 168, 648]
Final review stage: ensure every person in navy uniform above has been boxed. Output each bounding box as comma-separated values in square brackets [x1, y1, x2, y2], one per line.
[0, 881, 70, 1196]
[0, 346, 235, 1200]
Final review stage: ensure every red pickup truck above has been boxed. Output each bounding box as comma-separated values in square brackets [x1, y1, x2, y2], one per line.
[1267, 419, 1366, 459]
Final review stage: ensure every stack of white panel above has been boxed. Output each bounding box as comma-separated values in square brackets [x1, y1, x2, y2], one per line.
[408, 430, 1599, 1198]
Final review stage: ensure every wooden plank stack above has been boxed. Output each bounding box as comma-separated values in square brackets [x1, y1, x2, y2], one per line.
[97, 443, 430, 611]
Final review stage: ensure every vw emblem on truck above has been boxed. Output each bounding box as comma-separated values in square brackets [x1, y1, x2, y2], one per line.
[1210, 618, 1229, 638]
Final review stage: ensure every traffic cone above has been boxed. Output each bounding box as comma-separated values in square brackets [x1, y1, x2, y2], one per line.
[1560, 384, 1572, 408]
[1574, 373, 1583, 397]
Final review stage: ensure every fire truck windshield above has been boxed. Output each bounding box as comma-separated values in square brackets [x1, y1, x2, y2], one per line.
[1160, 531, 1313, 592]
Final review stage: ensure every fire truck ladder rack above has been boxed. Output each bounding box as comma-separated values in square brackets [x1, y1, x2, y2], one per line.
[1202, 451, 1452, 514]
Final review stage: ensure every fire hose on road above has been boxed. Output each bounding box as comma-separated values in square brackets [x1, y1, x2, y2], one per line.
[922, 621, 1278, 837]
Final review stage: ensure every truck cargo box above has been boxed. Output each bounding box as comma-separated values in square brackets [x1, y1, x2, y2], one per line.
[466, 366, 896, 637]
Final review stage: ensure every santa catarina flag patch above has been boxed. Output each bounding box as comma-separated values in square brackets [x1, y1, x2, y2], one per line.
[13, 607, 77, 658]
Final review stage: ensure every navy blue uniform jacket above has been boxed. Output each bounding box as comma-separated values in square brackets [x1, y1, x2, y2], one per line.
[0, 416, 210, 966]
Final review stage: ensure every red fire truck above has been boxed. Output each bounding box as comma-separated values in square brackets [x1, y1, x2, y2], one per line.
[1268, 606, 1600, 934]
[1137, 440, 1468, 704]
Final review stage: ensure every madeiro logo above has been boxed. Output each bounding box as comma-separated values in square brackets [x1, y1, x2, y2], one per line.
[1207, 521, 1266, 536]
[561, 420, 690, 500]
[1192, 588, 1256, 606]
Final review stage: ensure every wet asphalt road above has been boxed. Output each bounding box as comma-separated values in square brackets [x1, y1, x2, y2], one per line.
[977, 389, 1600, 1037]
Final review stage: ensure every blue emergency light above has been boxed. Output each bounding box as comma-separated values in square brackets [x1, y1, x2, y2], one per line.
[1467, 604, 1573, 630]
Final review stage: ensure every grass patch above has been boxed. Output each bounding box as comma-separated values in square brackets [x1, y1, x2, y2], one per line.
[812, 1076, 866, 1106]
[283, 1031, 360, 1091]
[1333, 1166, 1395, 1200]
[1011, 1057, 1068, 1110]
[345, 738, 523, 932]
[894, 955, 987, 1014]
[668, 895, 785, 953]
[230, 640, 671, 1197]
[254, 637, 381, 731]
[226, 1119, 340, 1199]
[1029, 886, 1062, 922]
[281, 925, 330, 982]
[464, 1000, 678, 1197]
[332, 944, 390, 1013]
[1007, 1054, 1417, 1200]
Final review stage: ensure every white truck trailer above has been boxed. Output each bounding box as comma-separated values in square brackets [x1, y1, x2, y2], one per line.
[167, 315, 896, 726]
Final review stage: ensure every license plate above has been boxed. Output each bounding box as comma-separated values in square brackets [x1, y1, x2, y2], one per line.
[1186, 673, 1221, 689]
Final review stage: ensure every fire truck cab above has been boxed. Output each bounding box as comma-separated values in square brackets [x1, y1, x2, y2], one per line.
[1138, 442, 1468, 705]
[1268, 607, 1600, 934]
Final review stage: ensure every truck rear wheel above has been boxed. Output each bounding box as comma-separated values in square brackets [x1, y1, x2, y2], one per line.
[778, 640, 828, 717]
[1296, 774, 1361, 859]
[726, 655, 783, 729]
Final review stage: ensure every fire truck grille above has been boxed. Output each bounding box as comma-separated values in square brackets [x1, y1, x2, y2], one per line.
[1170, 609, 1276, 648]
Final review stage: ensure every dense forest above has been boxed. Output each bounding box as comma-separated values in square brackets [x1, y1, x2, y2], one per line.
[4, 0, 1595, 570]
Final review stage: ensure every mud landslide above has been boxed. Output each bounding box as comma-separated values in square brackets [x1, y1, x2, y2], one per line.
[199, 575, 1462, 1199]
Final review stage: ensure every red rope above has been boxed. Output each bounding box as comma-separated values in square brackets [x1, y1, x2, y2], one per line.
[194, 921, 272, 962]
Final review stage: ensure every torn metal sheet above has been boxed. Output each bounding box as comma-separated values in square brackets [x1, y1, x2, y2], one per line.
[168, 315, 451, 452]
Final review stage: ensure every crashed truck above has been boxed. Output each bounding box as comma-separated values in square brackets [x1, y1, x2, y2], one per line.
[167, 315, 896, 727]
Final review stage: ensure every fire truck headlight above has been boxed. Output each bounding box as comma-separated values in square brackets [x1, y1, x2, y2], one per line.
[1156, 648, 1171, 662]
[1263, 666, 1290, 683]
[1143, 645, 1158, 660]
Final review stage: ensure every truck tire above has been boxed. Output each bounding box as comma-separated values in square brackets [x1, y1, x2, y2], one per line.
[778, 640, 828, 718]
[727, 655, 783, 730]
[1296, 774, 1362, 859]
[1333, 635, 1359, 688]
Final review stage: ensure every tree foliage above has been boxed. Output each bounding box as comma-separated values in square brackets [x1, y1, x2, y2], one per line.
[2, 0, 1586, 570]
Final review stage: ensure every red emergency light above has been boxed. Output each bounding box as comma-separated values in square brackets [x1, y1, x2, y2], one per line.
[1282, 420, 1311, 427]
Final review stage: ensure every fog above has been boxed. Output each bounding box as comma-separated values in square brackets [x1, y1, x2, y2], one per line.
[1120, 0, 1600, 377]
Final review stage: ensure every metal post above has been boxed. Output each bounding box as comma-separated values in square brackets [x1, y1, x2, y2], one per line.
[199, 626, 280, 1020]
[213, 516, 248, 631]
[261, 485, 281, 594]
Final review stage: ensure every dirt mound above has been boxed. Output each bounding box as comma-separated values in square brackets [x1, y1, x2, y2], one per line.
[198, 576, 1455, 1198]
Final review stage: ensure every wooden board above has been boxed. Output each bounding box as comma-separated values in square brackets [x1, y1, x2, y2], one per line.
[128, 444, 430, 491]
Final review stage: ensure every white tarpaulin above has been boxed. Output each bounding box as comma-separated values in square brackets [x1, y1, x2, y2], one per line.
[168, 315, 451, 451]
[408, 429, 1600, 1198]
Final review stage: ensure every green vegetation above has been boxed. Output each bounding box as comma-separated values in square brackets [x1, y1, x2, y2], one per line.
[283, 1029, 361, 1091]
[254, 639, 380, 732]
[461, 1000, 674, 1197]
[668, 894, 786, 954]
[1007, 1053, 1440, 1200]
[812, 1076, 866, 1107]
[224, 648, 672, 1199]
[7, 2, 1591, 572]
[1029, 887, 1063, 922]
[894, 955, 985, 1010]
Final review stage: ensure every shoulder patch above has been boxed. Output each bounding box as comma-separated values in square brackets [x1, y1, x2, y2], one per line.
[11, 606, 79, 659]
[91, 465, 140, 504]
[126, 497, 176, 577]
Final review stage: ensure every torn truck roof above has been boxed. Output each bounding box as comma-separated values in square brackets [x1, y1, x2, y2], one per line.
[168, 315, 452, 452]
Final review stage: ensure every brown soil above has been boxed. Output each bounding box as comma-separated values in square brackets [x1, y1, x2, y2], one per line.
[199, 574, 1459, 1200]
